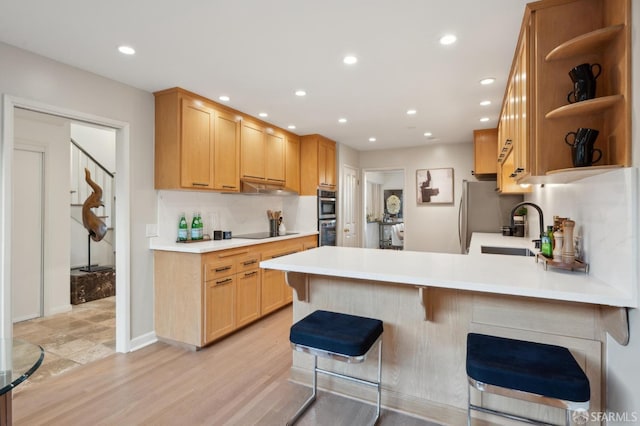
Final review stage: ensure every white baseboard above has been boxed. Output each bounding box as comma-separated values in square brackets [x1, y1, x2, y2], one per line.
[129, 331, 158, 352]
[47, 304, 72, 316]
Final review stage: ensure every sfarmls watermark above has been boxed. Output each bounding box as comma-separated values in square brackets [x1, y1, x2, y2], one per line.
[572, 410, 638, 424]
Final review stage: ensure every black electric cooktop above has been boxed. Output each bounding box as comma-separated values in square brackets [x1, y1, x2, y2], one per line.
[234, 232, 299, 239]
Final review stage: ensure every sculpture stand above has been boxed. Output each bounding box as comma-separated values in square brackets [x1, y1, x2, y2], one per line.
[80, 233, 112, 272]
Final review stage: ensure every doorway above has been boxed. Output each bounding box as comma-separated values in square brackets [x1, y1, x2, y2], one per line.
[362, 169, 405, 249]
[1, 96, 131, 354]
[9, 108, 119, 381]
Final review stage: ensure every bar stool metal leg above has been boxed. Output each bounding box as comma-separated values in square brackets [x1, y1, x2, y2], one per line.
[288, 338, 383, 425]
[287, 355, 318, 426]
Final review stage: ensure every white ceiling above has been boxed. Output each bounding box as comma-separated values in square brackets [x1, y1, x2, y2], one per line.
[0, 0, 530, 151]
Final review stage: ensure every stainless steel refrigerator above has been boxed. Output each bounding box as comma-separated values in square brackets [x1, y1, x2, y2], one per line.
[458, 180, 523, 253]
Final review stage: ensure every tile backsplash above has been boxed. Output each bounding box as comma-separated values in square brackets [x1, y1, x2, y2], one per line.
[154, 190, 317, 244]
[527, 167, 638, 300]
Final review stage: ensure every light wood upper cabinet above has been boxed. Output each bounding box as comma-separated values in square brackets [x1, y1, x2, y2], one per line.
[240, 122, 286, 183]
[473, 128, 498, 176]
[154, 88, 239, 192]
[300, 134, 337, 195]
[285, 134, 301, 193]
[155, 87, 301, 192]
[213, 110, 240, 191]
[265, 131, 285, 182]
[180, 98, 215, 188]
[240, 119, 265, 180]
[498, 0, 631, 185]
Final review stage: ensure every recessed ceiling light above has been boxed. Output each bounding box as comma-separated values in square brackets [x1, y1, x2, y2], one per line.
[288, 125, 296, 130]
[338, 118, 347, 123]
[343, 55, 358, 65]
[295, 90, 307, 97]
[424, 132, 432, 137]
[407, 109, 417, 115]
[219, 95, 230, 102]
[439, 34, 457, 45]
[480, 100, 491, 106]
[480, 117, 490, 122]
[369, 137, 376, 142]
[480, 78, 496, 85]
[259, 112, 268, 118]
[117, 45, 135, 55]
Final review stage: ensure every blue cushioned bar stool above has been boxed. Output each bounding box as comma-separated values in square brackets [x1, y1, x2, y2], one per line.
[466, 333, 590, 426]
[287, 310, 384, 425]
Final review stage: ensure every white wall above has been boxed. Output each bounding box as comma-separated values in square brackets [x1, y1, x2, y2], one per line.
[359, 143, 475, 253]
[70, 122, 116, 174]
[0, 41, 155, 342]
[600, 4, 640, 422]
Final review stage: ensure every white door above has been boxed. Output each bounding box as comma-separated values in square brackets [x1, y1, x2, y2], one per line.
[341, 165, 359, 247]
[13, 108, 71, 318]
[12, 147, 44, 322]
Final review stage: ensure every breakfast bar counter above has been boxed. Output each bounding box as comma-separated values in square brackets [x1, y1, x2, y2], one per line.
[260, 233, 635, 425]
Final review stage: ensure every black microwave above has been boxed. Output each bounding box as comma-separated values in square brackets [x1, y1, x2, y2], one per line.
[318, 190, 336, 219]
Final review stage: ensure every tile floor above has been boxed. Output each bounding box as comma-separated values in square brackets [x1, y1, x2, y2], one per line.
[12, 296, 115, 392]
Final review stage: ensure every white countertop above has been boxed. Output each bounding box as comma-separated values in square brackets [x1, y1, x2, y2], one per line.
[260, 233, 637, 308]
[149, 231, 318, 254]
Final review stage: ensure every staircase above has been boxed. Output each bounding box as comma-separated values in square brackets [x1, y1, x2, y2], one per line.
[69, 138, 115, 269]
[69, 138, 114, 229]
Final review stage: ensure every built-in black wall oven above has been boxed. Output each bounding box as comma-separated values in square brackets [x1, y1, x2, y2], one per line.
[318, 189, 337, 219]
[318, 189, 337, 246]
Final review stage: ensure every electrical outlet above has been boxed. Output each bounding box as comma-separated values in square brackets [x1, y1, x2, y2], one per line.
[146, 224, 158, 237]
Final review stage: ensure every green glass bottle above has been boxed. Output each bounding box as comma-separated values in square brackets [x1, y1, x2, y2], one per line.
[197, 212, 204, 239]
[178, 213, 188, 241]
[191, 212, 200, 240]
[541, 225, 554, 258]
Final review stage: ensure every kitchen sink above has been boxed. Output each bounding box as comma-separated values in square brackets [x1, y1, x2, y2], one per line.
[480, 246, 535, 257]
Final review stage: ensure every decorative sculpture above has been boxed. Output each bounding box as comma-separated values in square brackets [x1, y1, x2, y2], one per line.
[82, 168, 108, 242]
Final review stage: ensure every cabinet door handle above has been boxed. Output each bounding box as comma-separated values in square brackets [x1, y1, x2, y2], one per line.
[215, 277, 233, 286]
[242, 259, 258, 266]
[243, 271, 258, 278]
[272, 250, 298, 259]
[218, 250, 248, 258]
[215, 265, 232, 273]
[222, 185, 237, 189]
[192, 182, 209, 187]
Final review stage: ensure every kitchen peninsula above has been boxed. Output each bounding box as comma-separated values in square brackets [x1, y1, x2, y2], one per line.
[260, 233, 636, 425]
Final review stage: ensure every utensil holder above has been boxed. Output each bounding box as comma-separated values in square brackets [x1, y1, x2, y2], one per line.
[269, 219, 278, 237]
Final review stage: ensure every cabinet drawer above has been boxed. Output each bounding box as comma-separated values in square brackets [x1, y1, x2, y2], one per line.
[204, 260, 236, 281]
[236, 253, 260, 273]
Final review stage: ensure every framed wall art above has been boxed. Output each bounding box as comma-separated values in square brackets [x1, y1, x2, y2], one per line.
[416, 168, 454, 204]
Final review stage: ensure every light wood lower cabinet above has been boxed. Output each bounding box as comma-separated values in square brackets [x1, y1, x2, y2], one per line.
[204, 275, 236, 342]
[236, 264, 261, 327]
[261, 239, 309, 313]
[154, 235, 317, 348]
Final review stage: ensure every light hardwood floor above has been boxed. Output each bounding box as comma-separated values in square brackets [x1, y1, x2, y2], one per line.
[13, 306, 440, 426]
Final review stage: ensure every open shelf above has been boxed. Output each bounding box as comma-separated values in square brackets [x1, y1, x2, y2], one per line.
[535, 165, 622, 184]
[545, 95, 623, 120]
[545, 24, 624, 62]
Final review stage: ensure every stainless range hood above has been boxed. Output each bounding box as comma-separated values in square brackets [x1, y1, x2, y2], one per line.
[239, 179, 298, 195]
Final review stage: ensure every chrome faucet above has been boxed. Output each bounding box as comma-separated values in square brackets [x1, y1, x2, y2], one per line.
[510, 202, 545, 247]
